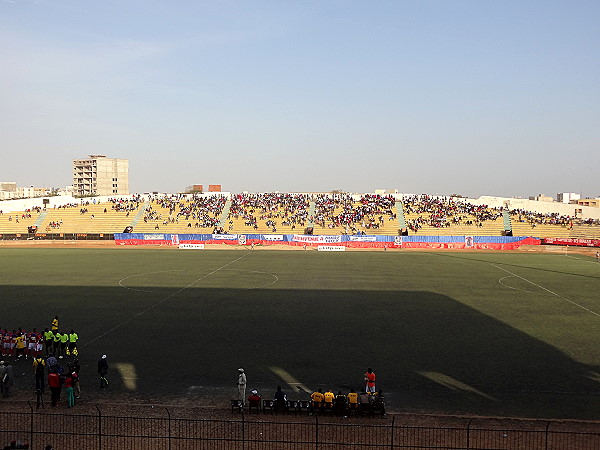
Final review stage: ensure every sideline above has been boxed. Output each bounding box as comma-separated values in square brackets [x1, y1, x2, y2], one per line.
[492, 263, 600, 318]
[83, 253, 250, 347]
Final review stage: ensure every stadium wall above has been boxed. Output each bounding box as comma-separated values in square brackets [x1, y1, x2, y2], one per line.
[114, 233, 540, 250]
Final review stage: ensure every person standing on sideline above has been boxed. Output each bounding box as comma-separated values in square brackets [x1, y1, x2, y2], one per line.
[237, 368, 247, 406]
[364, 368, 376, 394]
[51, 316, 59, 332]
[64, 372, 75, 408]
[69, 358, 81, 399]
[68, 330, 79, 357]
[33, 355, 46, 392]
[48, 370, 61, 407]
[1, 361, 14, 397]
[596, 251, 599, 262]
[98, 355, 109, 389]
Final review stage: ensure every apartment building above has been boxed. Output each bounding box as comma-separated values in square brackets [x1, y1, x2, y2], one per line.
[72, 155, 129, 197]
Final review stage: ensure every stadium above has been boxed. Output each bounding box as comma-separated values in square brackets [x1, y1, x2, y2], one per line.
[0, 191, 599, 448]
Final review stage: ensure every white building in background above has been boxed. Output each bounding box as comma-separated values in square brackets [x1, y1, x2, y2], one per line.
[72, 155, 129, 197]
[557, 192, 580, 204]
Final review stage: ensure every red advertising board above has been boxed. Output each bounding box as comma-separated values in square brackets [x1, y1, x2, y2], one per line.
[543, 237, 600, 247]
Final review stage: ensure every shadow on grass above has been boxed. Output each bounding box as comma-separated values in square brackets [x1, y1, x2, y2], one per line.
[1, 285, 598, 419]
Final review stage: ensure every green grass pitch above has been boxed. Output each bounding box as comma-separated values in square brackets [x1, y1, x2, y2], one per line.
[0, 247, 598, 419]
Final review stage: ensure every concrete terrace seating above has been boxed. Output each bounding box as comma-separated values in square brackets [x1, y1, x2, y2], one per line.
[403, 195, 504, 236]
[41, 202, 135, 234]
[133, 194, 226, 234]
[0, 208, 42, 234]
[510, 212, 600, 239]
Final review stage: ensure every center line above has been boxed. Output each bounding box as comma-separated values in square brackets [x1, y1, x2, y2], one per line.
[492, 263, 600, 318]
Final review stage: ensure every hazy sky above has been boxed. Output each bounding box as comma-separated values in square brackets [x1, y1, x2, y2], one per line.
[1, 0, 598, 198]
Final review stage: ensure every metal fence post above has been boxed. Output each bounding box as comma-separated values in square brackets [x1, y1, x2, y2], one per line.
[390, 415, 395, 449]
[466, 418, 473, 450]
[166, 407, 171, 450]
[27, 401, 33, 448]
[241, 411, 245, 450]
[95, 405, 102, 450]
[315, 415, 319, 450]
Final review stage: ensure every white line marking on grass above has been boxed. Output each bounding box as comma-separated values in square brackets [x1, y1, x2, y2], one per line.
[492, 264, 600, 318]
[566, 255, 600, 265]
[498, 276, 536, 294]
[220, 269, 279, 289]
[84, 253, 249, 347]
[118, 270, 186, 293]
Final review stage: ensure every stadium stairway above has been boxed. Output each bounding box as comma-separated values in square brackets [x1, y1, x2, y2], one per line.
[34, 211, 48, 228]
[129, 200, 150, 229]
[396, 201, 406, 230]
[502, 210, 512, 233]
[308, 201, 316, 226]
[218, 198, 232, 228]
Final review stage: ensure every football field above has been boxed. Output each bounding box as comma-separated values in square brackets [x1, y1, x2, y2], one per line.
[0, 247, 599, 419]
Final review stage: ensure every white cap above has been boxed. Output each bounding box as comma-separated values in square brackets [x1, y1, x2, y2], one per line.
[102, 354, 107, 359]
[238, 368, 244, 372]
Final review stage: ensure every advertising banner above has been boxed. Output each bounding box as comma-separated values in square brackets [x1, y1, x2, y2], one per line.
[292, 235, 342, 243]
[543, 237, 600, 247]
[318, 245, 346, 251]
[179, 243, 204, 249]
[212, 234, 237, 240]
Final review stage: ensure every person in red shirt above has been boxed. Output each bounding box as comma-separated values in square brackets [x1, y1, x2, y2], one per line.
[48, 371, 62, 407]
[64, 372, 75, 408]
[364, 368, 376, 394]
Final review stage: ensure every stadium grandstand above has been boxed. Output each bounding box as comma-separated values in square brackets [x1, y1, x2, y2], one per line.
[1, 192, 600, 243]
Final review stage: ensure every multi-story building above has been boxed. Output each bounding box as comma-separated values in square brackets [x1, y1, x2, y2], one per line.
[72, 155, 129, 197]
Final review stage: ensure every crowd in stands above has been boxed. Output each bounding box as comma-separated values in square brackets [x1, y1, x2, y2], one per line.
[510, 209, 600, 228]
[109, 196, 143, 214]
[403, 195, 502, 233]
[313, 193, 396, 233]
[228, 193, 310, 232]
[144, 194, 226, 230]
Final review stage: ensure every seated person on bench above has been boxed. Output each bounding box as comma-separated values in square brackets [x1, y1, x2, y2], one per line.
[248, 390, 261, 409]
[311, 388, 324, 410]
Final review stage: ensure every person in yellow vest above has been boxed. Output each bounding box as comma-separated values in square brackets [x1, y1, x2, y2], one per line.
[52, 331, 61, 357]
[51, 316, 59, 331]
[323, 388, 335, 410]
[44, 329, 54, 356]
[68, 330, 79, 357]
[59, 332, 69, 359]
